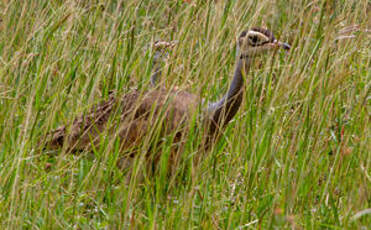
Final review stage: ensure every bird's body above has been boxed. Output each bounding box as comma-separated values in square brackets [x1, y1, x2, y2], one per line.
[44, 27, 290, 170]
[47, 88, 198, 152]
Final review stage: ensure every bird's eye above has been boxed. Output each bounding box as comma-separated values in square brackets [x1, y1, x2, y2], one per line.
[248, 35, 259, 44]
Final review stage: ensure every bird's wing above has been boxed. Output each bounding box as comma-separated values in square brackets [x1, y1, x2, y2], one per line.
[44, 89, 198, 152]
[44, 91, 136, 151]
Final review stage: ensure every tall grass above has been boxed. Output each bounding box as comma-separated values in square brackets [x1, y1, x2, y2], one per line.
[0, 0, 369, 228]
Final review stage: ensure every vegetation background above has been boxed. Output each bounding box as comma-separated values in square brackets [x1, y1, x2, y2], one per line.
[0, 0, 369, 229]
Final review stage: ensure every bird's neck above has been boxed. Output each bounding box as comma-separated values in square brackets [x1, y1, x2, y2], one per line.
[150, 51, 162, 86]
[207, 56, 250, 127]
[150, 65, 161, 86]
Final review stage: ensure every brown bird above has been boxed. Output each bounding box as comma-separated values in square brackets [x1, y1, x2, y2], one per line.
[44, 27, 290, 170]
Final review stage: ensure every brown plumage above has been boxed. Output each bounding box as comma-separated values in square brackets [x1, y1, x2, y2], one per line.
[44, 28, 290, 171]
[47, 88, 198, 152]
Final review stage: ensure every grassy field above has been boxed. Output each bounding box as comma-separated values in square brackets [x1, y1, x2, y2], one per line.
[0, 0, 370, 229]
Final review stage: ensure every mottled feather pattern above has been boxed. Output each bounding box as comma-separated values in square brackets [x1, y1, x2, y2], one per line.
[46, 88, 198, 154]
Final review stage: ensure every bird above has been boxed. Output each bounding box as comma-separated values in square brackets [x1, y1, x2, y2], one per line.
[149, 40, 177, 86]
[43, 27, 290, 171]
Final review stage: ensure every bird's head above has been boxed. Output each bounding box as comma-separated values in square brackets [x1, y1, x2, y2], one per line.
[152, 40, 177, 60]
[238, 27, 290, 58]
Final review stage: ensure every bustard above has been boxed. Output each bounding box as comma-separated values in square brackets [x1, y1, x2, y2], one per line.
[44, 27, 290, 169]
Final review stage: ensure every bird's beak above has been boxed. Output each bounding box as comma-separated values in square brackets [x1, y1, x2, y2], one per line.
[275, 41, 291, 51]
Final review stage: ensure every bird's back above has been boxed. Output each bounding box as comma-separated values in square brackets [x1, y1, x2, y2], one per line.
[45, 88, 198, 153]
